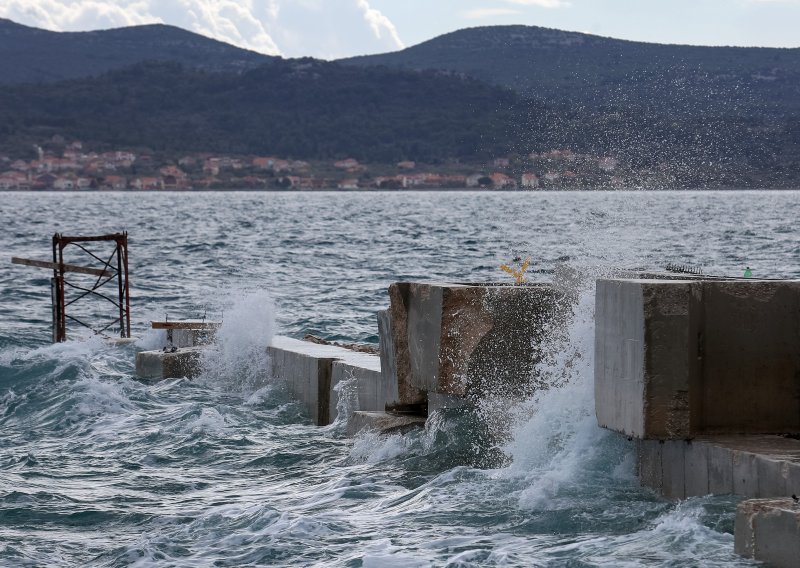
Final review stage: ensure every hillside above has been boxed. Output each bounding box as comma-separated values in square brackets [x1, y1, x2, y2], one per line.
[0, 22, 797, 188]
[0, 18, 273, 84]
[0, 59, 521, 163]
[341, 25, 800, 113]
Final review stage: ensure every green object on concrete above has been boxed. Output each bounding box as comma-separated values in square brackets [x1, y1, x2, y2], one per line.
[744, 267, 753, 278]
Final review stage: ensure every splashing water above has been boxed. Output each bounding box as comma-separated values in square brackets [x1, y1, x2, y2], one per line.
[199, 289, 276, 395]
[500, 275, 630, 509]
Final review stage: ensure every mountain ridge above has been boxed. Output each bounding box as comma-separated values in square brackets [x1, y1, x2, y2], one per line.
[0, 18, 274, 84]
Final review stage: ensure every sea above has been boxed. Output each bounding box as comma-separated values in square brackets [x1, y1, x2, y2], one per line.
[1, 190, 798, 567]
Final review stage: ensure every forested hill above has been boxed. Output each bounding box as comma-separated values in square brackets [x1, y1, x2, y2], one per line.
[0, 18, 273, 84]
[341, 25, 800, 113]
[0, 21, 798, 187]
[0, 59, 521, 162]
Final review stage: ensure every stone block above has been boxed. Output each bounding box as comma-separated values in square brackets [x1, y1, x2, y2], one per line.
[595, 279, 800, 439]
[735, 498, 800, 567]
[135, 347, 204, 380]
[387, 281, 571, 406]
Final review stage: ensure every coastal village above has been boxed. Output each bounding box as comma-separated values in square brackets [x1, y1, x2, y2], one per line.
[0, 137, 630, 191]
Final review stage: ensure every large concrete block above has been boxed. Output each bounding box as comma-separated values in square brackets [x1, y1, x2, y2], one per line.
[268, 336, 392, 426]
[386, 282, 570, 406]
[595, 279, 800, 439]
[735, 498, 800, 567]
[135, 347, 204, 379]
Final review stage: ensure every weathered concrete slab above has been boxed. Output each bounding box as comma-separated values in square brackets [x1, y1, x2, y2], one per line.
[735, 498, 800, 567]
[596, 279, 800, 439]
[268, 336, 393, 426]
[347, 411, 427, 436]
[637, 435, 800, 500]
[135, 347, 204, 379]
[385, 281, 571, 408]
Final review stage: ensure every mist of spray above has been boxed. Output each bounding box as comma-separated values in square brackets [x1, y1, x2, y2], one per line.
[199, 289, 276, 395]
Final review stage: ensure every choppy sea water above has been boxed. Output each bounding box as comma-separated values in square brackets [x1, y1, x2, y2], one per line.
[1, 190, 798, 567]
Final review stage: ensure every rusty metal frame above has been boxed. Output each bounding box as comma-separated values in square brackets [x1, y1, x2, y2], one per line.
[51, 232, 131, 342]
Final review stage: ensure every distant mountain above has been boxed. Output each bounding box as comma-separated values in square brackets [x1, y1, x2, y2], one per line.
[0, 18, 274, 84]
[341, 25, 800, 113]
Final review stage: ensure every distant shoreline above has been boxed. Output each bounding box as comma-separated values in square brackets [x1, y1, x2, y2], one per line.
[2, 187, 797, 193]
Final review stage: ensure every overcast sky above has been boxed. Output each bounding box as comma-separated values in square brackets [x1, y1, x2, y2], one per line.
[1, 0, 799, 59]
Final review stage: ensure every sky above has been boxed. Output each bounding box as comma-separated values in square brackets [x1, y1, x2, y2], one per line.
[1, 0, 799, 59]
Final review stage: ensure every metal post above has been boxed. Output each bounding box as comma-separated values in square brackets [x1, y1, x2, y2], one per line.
[122, 233, 131, 338]
[116, 237, 125, 337]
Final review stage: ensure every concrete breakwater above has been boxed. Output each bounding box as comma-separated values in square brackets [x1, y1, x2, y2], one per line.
[596, 277, 800, 567]
[136, 276, 800, 566]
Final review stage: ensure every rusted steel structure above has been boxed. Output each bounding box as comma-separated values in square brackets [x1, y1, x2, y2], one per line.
[12, 232, 131, 342]
[50, 233, 131, 342]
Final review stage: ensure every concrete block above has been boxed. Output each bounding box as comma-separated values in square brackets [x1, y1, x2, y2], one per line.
[150, 320, 219, 348]
[788, 462, 800, 497]
[684, 440, 710, 497]
[347, 411, 427, 436]
[388, 281, 571, 406]
[169, 328, 216, 348]
[376, 310, 400, 408]
[707, 443, 734, 495]
[757, 455, 789, 498]
[701, 281, 800, 434]
[636, 439, 663, 493]
[595, 279, 800, 439]
[329, 357, 383, 423]
[594, 279, 694, 439]
[637, 435, 800, 501]
[733, 449, 760, 498]
[268, 336, 393, 426]
[661, 440, 686, 500]
[135, 347, 204, 380]
[735, 498, 800, 567]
